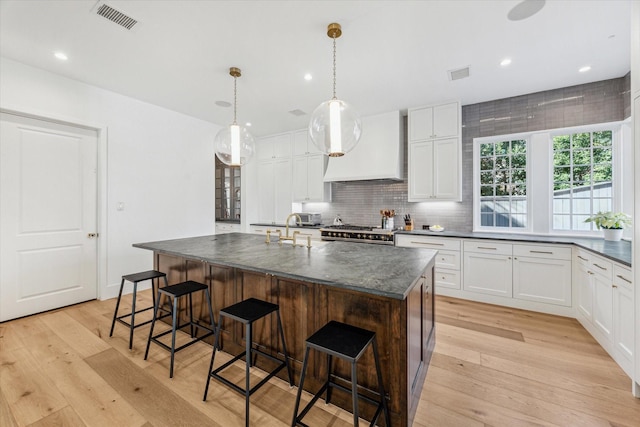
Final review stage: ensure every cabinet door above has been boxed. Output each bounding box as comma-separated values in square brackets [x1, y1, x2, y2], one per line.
[575, 262, 594, 321]
[408, 107, 433, 141]
[256, 136, 275, 161]
[306, 154, 327, 202]
[433, 138, 460, 200]
[408, 140, 434, 201]
[613, 266, 634, 370]
[292, 130, 308, 157]
[273, 158, 292, 223]
[272, 133, 292, 159]
[593, 272, 613, 343]
[463, 252, 512, 297]
[432, 102, 459, 139]
[291, 156, 308, 202]
[257, 161, 275, 223]
[512, 256, 571, 306]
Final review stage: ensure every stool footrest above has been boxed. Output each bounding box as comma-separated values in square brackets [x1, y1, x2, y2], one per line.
[209, 348, 288, 397]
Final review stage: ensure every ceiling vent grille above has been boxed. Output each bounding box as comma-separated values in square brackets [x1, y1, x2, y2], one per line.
[448, 66, 470, 81]
[288, 109, 307, 116]
[96, 3, 138, 30]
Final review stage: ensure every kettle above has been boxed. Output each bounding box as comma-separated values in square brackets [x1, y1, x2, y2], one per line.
[333, 214, 343, 225]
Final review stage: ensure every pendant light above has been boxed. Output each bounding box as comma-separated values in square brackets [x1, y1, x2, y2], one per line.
[308, 23, 362, 157]
[214, 67, 255, 166]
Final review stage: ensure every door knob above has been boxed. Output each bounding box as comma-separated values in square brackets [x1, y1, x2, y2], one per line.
[88, 233, 99, 238]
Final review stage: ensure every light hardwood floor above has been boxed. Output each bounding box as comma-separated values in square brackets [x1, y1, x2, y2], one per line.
[1, 292, 639, 426]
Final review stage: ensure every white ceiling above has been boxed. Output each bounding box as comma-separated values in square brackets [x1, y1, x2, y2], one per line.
[0, 0, 631, 137]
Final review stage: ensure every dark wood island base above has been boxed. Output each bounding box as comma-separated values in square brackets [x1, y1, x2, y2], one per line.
[136, 234, 436, 426]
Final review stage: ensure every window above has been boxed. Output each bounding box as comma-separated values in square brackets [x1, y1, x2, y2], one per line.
[477, 138, 528, 229]
[473, 122, 624, 235]
[215, 158, 241, 221]
[552, 130, 613, 231]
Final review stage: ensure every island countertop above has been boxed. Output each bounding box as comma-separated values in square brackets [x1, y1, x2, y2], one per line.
[133, 233, 437, 300]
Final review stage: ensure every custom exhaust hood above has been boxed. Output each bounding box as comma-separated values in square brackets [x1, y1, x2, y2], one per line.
[322, 110, 404, 182]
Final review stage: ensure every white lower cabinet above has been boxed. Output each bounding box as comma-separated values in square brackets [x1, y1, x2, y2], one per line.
[215, 223, 241, 234]
[395, 235, 461, 290]
[573, 248, 634, 378]
[512, 245, 572, 306]
[463, 241, 512, 297]
[249, 225, 321, 241]
[613, 264, 634, 376]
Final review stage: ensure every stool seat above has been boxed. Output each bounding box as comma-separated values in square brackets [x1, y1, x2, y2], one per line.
[109, 269, 168, 350]
[220, 297, 279, 323]
[158, 280, 208, 298]
[306, 321, 375, 361]
[122, 269, 166, 283]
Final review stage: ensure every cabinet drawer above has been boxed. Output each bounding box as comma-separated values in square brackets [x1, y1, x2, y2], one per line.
[396, 235, 461, 251]
[435, 268, 460, 290]
[613, 264, 632, 290]
[464, 240, 512, 256]
[574, 249, 591, 266]
[513, 244, 571, 260]
[435, 250, 460, 270]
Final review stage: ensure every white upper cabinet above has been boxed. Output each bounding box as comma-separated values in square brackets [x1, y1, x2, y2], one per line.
[257, 132, 292, 161]
[292, 129, 330, 202]
[408, 101, 461, 201]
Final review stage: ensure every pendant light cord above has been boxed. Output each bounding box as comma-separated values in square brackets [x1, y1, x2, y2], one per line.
[332, 36, 337, 100]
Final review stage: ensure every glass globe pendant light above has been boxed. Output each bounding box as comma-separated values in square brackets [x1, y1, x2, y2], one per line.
[309, 23, 362, 157]
[214, 67, 255, 166]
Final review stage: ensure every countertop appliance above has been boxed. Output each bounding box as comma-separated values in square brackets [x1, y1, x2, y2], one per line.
[294, 213, 322, 226]
[320, 224, 395, 245]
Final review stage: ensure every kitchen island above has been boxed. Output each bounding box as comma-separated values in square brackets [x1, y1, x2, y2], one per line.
[134, 233, 436, 426]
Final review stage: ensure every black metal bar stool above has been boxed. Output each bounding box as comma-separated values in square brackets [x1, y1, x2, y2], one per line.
[109, 270, 168, 350]
[144, 280, 215, 378]
[291, 321, 391, 427]
[203, 297, 294, 427]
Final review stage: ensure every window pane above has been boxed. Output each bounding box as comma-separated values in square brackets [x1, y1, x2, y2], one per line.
[553, 198, 570, 214]
[480, 157, 494, 170]
[572, 149, 591, 165]
[554, 166, 570, 183]
[593, 130, 612, 147]
[512, 170, 526, 184]
[511, 140, 526, 154]
[480, 171, 494, 185]
[572, 165, 591, 183]
[511, 154, 526, 168]
[572, 198, 592, 215]
[553, 150, 570, 167]
[593, 198, 612, 212]
[553, 135, 570, 151]
[495, 156, 509, 169]
[480, 143, 494, 156]
[592, 164, 611, 182]
[481, 213, 494, 226]
[511, 215, 527, 228]
[573, 215, 592, 231]
[495, 141, 509, 155]
[481, 186, 494, 197]
[553, 214, 570, 230]
[572, 132, 591, 149]
[593, 147, 612, 163]
[481, 201, 494, 213]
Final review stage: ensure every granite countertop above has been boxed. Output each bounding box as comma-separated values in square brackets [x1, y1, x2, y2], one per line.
[396, 230, 632, 267]
[134, 233, 436, 300]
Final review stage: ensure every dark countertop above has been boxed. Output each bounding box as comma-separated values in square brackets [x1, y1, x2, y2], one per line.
[396, 230, 632, 267]
[134, 233, 437, 300]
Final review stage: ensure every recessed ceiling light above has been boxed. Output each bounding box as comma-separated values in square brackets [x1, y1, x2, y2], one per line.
[304, 73, 312, 81]
[215, 100, 232, 107]
[245, 122, 252, 127]
[54, 51, 68, 61]
[500, 58, 512, 67]
[579, 66, 591, 73]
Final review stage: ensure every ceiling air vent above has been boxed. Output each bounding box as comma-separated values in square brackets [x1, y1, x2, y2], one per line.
[288, 109, 307, 116]
[95, 3, 138, 30]
[448, 66, 470, 81]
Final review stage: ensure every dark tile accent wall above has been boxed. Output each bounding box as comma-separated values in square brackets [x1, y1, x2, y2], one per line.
[304, 76, 630, 231]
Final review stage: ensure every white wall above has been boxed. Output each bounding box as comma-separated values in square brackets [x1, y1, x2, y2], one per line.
[0, 57, 221, 300]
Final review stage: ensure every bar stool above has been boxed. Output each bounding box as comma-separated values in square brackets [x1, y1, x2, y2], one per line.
[109, 270, 168, 350]
[291, 321, 391, 427]
[144, 280, 215, 378]
[203, 297, 293, 427]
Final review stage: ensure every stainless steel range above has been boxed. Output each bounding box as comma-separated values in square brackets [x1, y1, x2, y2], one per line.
[319, 225, 395, 245]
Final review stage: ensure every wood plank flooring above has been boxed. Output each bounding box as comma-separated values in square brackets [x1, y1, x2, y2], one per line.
[1, 292, 639, 426]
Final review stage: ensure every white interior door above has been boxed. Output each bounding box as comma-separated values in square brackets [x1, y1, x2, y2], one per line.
[0, 113, 98, 321]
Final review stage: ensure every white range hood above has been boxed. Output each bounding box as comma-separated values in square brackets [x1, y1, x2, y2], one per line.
[323, 110, 404, 182]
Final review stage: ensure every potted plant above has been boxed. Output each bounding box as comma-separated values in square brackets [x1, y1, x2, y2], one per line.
[584, 211, 632, 241]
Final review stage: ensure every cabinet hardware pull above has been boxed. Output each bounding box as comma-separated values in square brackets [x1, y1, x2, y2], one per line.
[477, 246, 497, 250]
[577, 255, 588, 261]
[593, 263, 607, 271]
[530, 250, 553, 254]
[616, 274, 632, 284]
[412, 241, 444, 246]
[612, 284, 618, 288]
[588, 271, 594, 275]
